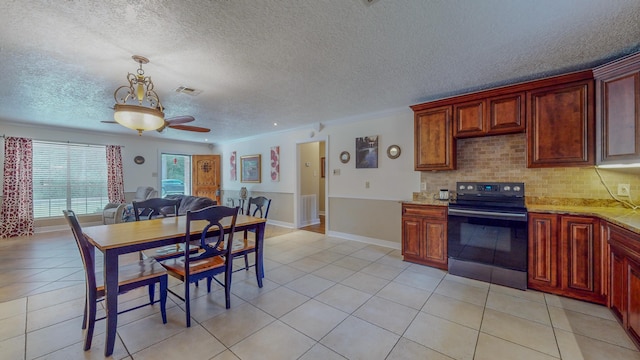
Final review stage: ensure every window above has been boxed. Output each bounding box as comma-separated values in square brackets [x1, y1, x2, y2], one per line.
[32, 141, 109, 218]
[161, 153, 191, 197]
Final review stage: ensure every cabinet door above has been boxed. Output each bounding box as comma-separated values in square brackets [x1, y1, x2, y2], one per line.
[424, 219, 447, 269]
[527, 80, 595, 167]
[487, 92, 526, 135]
[402, 217, 422, 258]
[560, 216, 605, 304]
[414, 106, 456, 170]
[628, 258, 640, 345]
[610, 247, 627, 324]
[599, 72, 640, 163]
[528, 213, 558, 290]
[453, 100, 484, 138]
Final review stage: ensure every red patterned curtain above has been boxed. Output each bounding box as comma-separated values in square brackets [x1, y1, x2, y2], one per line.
[1, 137, 34, 238]
[106, 145, 125, 204]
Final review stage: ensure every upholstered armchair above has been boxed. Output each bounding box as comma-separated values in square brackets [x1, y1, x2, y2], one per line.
[102, 203, 126, 225]
[102, 186, 158, 224]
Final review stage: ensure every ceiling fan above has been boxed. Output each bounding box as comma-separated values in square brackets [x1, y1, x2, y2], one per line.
[101, 115, 211, 133]
[105, 55, 211, 135]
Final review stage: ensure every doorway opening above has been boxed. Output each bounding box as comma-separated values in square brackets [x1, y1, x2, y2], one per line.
[296, 139, 327, 234]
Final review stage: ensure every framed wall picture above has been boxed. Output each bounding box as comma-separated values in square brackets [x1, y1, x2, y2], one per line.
[240, 154, 261, 183]
[355, 135, 378, 168]
[230, 151, 237, 181]
[270, 146, 280, 182]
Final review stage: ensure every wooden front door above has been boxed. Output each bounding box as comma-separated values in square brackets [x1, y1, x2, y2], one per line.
[192, 155, 221, 205]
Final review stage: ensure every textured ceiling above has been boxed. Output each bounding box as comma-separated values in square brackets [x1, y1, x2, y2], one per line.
[0, 0, 639, 144]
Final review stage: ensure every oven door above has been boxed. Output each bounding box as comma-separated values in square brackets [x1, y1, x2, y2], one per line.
[447, 206, 528, 289]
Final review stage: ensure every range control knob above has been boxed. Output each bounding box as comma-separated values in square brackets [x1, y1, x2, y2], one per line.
[467, 185, 473, 190]
[503, 186, 511, 191]
[459, 185, 466, 190]
[513, 186, 521, 192]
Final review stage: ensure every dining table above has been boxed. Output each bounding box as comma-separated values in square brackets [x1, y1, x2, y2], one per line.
[82, 213, 267, 357]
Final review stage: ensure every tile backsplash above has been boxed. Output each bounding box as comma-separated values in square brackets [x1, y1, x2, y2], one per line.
[420, 133, 640, 203]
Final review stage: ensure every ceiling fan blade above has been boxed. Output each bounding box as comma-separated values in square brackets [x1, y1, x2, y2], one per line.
[101, 120, 117, 124]
[168, 124, 211, 133]
[165, 115, 195, 125]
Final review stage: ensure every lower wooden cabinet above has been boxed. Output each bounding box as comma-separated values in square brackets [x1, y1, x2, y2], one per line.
[402, 204, 447, 270]
[528, 213, 606, 304]
[610, 246, 627, 322]
[607, 223, 640, 348]
[528, 213, 558, 290]
[628, 258, 640, 344]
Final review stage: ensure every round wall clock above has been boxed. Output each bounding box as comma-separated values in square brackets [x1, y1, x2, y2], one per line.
[134, 156, 145, 165]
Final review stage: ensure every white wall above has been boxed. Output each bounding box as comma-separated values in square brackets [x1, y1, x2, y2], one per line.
[214, 108, 420, 244]
[215, 108, 419, 201]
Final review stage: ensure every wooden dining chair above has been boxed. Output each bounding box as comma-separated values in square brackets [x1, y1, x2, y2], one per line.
[62, 210, 168, 351]
[231, 196, 271, 273]
[159, 205, 239, 327]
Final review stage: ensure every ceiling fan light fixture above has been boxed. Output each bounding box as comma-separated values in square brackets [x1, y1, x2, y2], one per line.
[113, 55, 165, 135]
[114, 104, 165, 135]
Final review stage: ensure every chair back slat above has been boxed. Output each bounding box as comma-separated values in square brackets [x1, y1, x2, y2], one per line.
[132, 198, 180, 221]
[183, 205, 239, 274]
[246, 196, 271, 219]
[62, 210, 97, 293]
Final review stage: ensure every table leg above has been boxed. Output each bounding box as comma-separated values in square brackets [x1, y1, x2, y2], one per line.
[103, 251, 119, 357]
[255, 222, 265, 287]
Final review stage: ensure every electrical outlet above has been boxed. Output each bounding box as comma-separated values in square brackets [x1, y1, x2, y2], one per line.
[365, 181, 370, 189]
[421, 182, 427, 191]
[618, 183, 630, 196]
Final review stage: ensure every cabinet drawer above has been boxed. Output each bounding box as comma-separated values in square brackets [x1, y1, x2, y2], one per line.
[402, 204, 446, 219]
[609, 224, 640, 263]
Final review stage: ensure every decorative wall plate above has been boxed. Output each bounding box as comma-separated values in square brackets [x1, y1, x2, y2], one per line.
[134, 155, 145, 164]
[340, 151, 350, 164]
[387, 145, 401, 159]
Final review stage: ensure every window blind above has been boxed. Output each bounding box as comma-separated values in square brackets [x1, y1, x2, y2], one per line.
[32, 141, 108, 218]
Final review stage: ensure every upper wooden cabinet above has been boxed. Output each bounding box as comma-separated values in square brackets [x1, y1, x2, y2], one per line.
[527, 79, 595, 168]
[594, 52, 640, 165]
[411, 70, 594, 171]
[453, 92, 525, 138]
[413, 106, 456, 171]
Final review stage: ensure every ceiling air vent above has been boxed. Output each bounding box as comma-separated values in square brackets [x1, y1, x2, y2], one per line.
[175, 86, 202, 96]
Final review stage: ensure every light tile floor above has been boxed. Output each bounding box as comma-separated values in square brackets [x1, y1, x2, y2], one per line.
[1, 226, 639, 359]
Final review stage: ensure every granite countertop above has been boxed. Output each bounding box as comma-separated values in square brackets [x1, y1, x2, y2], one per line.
[402, 199, 449, 207]
[405, 193, 640, 234]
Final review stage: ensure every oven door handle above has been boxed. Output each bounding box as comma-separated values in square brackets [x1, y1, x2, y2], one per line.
[448, 208, 528, 221]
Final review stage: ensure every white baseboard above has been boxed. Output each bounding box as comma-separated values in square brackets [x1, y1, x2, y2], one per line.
[267, 219, 295, 229]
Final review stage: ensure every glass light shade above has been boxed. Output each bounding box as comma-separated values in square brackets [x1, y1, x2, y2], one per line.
[113, 104, 165, 131]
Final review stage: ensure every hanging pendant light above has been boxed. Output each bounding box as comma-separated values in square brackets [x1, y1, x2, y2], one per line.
[113, 55, 165, 135]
